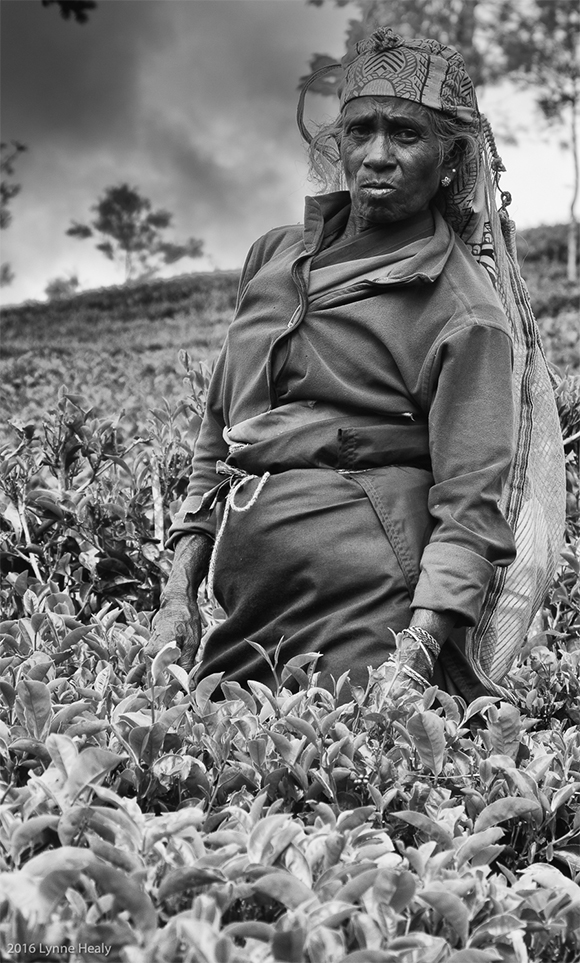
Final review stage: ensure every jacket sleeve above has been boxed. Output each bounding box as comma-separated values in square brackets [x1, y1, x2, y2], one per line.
[411, 320, 517, 625]
[165, 353, 228, 546]
[165, 241, 269, 547]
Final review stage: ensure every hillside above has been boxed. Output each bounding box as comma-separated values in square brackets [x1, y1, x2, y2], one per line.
[1, 226, 576, 329]
[1, 270, 240, 334]
[1, 227, 578, 441]
[0, 272, 240, 438]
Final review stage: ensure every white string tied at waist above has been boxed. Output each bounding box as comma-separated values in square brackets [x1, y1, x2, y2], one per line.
[206, 467, 271, 601]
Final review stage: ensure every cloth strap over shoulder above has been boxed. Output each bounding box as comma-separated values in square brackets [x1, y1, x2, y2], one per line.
[461, 123, 566, 696]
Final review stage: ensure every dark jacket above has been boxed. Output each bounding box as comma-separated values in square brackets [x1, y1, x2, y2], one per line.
[170, 191, 516, 627]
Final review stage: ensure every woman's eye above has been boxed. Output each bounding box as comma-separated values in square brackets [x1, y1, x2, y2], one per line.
[395, 128, 420, 141]
[348, 125, 370, 137]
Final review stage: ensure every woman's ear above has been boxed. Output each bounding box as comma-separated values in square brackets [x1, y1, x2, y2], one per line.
[440, 168, 456, 188]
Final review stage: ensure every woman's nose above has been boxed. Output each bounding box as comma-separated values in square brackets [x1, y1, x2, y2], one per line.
[364, 133, 395, 168]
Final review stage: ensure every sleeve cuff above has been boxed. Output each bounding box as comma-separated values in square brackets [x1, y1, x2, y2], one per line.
[411, 542, 497, 626]
[166, 494, 218, 549]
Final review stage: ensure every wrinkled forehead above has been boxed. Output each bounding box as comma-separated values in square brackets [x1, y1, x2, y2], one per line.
[342, 95, 433, 125]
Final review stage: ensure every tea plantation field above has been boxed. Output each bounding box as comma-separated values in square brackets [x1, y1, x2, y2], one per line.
[0, 232, 579, 963]
[1, 272, 239, 442]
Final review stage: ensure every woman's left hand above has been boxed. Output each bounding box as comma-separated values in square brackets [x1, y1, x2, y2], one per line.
[370, 652, 427, 703]
[394, 631, 435, 688]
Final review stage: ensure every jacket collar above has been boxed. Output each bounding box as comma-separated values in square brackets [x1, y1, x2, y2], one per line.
[302, 191, 455, 284]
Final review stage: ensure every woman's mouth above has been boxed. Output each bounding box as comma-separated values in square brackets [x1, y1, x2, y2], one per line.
[360, 184, 396, 197]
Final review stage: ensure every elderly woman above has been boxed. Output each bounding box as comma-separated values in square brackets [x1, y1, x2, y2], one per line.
[148, 29, 563, 700]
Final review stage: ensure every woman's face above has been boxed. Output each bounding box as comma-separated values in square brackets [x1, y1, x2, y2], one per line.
[340, 95, 447, 233]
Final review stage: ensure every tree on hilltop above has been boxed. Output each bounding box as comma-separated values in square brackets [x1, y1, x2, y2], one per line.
[45, 273, 80, 301]
[1, 140, 27, 287]
[67, 183, 204, 283]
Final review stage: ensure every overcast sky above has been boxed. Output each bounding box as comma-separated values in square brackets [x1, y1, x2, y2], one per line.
[1, 0, 575, 305]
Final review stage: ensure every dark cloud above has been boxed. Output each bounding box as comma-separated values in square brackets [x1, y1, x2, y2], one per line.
[1, 0, 174, 148]
[134, 2, 343, 255]
[1, 0, 353, 300]
[2, 1, 565, 305]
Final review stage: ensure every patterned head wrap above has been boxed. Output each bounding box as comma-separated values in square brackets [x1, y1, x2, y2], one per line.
[338, 27, 480, 130]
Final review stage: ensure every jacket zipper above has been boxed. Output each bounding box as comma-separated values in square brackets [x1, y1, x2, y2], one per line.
[265, 253, 311, 409]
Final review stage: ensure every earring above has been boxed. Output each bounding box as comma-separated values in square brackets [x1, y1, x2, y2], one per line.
[441, 175, 452, 187]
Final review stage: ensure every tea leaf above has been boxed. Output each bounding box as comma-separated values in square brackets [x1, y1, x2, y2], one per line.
[434, 688, 461, 724]
[473, 796, 543, 832]
[45, 732, 79, 780]
[525, 753, 555, 782]
[11, 814, 59, 863]
[86, 861, 157, 930]
[419, 888, 470, 944]
[158, 867, 225, 901]
[247, 813, 291, 864]
[373, 868, 416, 913]
[470, 913, 527, 945]
[337, 807, 375, 831]
[65, 746, 126, 801]
[94, 664, 112, 697]
[194, 671, 225, 712]
[282, 715, 318, 746]
[50, 700, 94, 733]
[455, 827, 505, 868]
[407, 711, 446, 775]
[487, 702, 522, 759]
[461, 697, 501, 724]
[272, 926, 306, 963]
[61, 625, 94, 650]
[167, 663, 189, 692]
[21, 845, 99, 879]
[223, 921, 275, 942]
[392, 811, 454, 849]
[38, 867, 84, 915]
[129, 723, 166, 766]
[519, 862, 580, 901]
[16, 679, 53, 740]
[251, 871, 316, 909]
[445, 950, 503, 962]
[151, 641, 181, 684]
[0, 491, 22, 538]
[550, 781, 580, 812]
[245, 637, 277, 673]
[86, 834, 143, 874]
[248, 679, 280, 714]
[267, 730, 300, 767]
[334, 867, 379, 903]
[339, 949, 409, 961]
[157, 703, 188, 731]
[9, 736, 52, 764]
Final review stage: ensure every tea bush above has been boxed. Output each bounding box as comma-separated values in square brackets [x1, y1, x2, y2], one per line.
[1, 597, 580, 962]
[0, 243, 579, 961]
[0, 273, 236, 445]
[0, 350, 579, 960]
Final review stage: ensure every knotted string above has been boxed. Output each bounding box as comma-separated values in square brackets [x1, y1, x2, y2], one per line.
[206, 467, 271, 602]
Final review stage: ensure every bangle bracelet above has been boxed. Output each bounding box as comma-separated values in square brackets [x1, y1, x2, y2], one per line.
[400, 626, 441, 657]
[399, 664, 430, 690]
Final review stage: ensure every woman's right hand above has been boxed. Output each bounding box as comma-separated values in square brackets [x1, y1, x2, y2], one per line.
[144, 531, 213, 674]
[147, 594, 202, 673]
